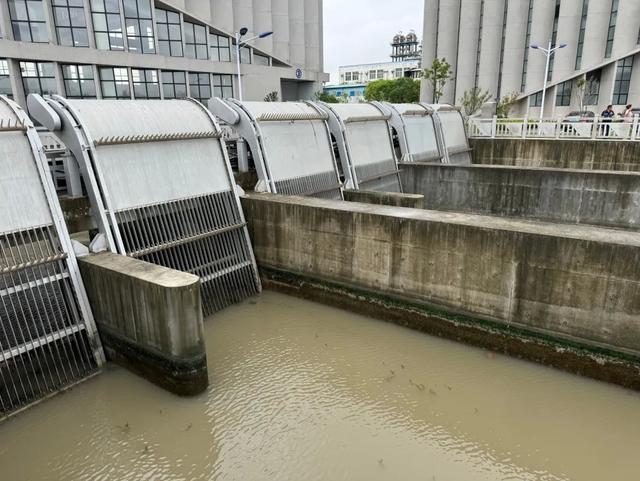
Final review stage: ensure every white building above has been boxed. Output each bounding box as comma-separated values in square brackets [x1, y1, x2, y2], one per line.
[0, 0, 328, 110]
[421, 0, 640, 117]
[339, 58, 421, 86]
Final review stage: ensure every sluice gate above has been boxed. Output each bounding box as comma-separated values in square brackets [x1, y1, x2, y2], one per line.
[210, 99, 343, 200]
[0, 96, 104, 418]
[427, 104, 472, 164]
[30, 96, 261, 316]
[318, 102, 403, 193]
[382, 103, 446, 163]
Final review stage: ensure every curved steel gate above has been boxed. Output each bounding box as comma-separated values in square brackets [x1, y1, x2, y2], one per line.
[30, 96, 261, 316]
[0, 96, 104, 418]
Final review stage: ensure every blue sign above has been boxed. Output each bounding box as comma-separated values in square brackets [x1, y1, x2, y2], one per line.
[295, 68, 303, 79]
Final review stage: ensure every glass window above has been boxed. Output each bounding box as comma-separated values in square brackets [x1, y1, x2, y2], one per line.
[212, 73, 233, 98]
[521, 0, 534, 91]
[91, 0, 124, 50]
[612, 56, 633, 105]
[156, 8, 182, 56]
[254, 52, 270, 67]
[210, 34, 231, 62]
[52, 0, 88, 47]
[20, 61, 57, 95]
[100, 66, 130, 98]
[529, 91, 543, 107]
[231, 44, 251, 64]
[547, 0, 561, 81]
[124, 0, 154, 54]
[62, 64, 96, 98]
[189, 72, 211, 102]
[0, 60, 13, 98]
[9, 0, 48, 43]
[575, 0, 589, 70]
[475, 0, 485, 88]
[605, 0, 618, 58]
[131, 68, 160, 98]
[184, 22, 208, 60]
[555, 80, 572, 106]
[161, 70, 186, 99]
[584, 70, 600, 105]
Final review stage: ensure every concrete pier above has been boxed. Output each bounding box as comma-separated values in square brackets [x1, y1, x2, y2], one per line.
[400, 163, 640, 230]
[471, 138, 640, 172]
[242, 193, 640, 389]
[78, 253, 207, 396]
[343, 189, 425, 209]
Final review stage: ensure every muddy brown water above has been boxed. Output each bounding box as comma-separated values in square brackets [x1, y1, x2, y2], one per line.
[1, 291, 639, 480]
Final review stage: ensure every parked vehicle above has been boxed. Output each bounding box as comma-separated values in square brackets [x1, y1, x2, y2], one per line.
[564, 111, 595, 123]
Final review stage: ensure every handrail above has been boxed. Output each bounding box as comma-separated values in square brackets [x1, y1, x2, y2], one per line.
[467, 115, 640, 141]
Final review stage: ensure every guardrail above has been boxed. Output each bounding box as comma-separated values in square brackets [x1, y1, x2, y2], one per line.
[468, 115, 640, 141]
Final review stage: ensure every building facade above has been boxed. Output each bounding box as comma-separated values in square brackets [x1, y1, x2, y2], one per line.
[0, 0, 328, 110]
[421, 0, 640, 117]
[323, 83, 366, 103]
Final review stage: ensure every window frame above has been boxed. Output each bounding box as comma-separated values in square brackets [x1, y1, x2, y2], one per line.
[62, 64, 96, 98]
[124, 0, 155, 54]
[188, 72, 211, 102]
[212, 73, 233, 99]
[9, 0, 48, 43]
[612, 56, 633, 105]
[155, 8, 183, 57]
[131, 68, 160, 99]
[52, 0, 89, 47]
[184, 21, 208, 60]
[161, 70, 187, 99]
[210, 34, 231, 62]
[99, 66, 131, 99]
[20, 61, 57, 96]
[0, 59, 14, 98]
[555, 80, 572, 107]
[90, 0, 125, 51]
[605, 0, 619, 58]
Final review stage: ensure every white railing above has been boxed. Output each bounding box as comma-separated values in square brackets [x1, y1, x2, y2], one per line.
[468, 115, 640, 141]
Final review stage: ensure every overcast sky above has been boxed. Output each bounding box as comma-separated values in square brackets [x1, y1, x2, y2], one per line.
[323, 0, 424, 84]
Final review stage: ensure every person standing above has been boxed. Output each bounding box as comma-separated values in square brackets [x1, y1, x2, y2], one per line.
[623, 104, 634, 123]
[601, 104, 615, 136]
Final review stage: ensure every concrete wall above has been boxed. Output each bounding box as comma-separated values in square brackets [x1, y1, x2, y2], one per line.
[400, 163, 640, 230]
[79, 252, 207, 396]
[471, 138, 640, 172]
[242, 193, 640, 388]
[343, 189, 424, 209]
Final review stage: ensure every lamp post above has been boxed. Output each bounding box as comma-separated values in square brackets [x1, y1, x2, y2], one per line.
[235, 28, 273, 102]
[530, 40, 567, 122]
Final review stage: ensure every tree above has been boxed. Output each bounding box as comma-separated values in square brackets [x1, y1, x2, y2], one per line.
[496, 92, 520, 118]
[364, 78, 420, 103]
[315, 90, 345, 104]
[263, 91, 279, 102]
[460, 87, 492, 116]
[422, 58, 453, 103]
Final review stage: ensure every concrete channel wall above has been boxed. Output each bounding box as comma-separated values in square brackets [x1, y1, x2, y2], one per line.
[78, 253, 207, 396]
[242, 193, 640, 389]
[470, 138, 640, 171]
[343, 189, 425, 209]
[400, 163, 640, 230]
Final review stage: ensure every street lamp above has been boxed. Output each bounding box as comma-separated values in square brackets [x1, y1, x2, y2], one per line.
[235, 28, 274, 101]
[530, 40, 567, 121]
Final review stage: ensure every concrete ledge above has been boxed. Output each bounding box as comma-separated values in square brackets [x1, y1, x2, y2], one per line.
[471, 138, 640, 172]
[343, 189, 424, 209]
[401, 163, 640, 230]
[78, 252, 207, 396]
[242, 193, 640, 387]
